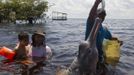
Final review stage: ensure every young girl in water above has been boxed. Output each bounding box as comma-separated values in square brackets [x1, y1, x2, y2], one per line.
[29, 31, 52, 74]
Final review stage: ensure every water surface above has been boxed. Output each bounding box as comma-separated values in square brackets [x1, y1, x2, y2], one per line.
[0, 19, 134, 75]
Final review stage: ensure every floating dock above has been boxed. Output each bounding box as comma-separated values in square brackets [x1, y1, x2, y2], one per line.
[52, 11, 67, 20]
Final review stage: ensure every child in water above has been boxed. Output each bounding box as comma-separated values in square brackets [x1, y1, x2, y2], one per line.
[29, 31, 52, 74]
[14, 32, 30, 61]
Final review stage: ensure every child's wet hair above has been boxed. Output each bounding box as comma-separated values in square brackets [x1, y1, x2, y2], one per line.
[32, 33, 46, 47]
[18, 32, 29, 41]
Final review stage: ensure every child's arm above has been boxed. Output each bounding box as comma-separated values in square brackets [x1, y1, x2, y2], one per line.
[26, 45, 32, 57]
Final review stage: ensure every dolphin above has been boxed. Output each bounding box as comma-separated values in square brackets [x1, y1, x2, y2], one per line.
[78, 18, 102, 75]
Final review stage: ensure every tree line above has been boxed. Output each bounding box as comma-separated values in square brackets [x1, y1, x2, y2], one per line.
[0, 0, 48, 23]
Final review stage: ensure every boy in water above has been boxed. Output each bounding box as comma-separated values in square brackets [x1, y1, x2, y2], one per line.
[14, 32, 30, 61]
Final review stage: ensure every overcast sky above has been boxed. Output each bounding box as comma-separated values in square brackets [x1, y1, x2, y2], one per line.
[47, 0, 134, 19]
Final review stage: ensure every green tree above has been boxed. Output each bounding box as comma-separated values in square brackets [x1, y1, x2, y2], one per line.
[0, 1, 3, 23]
[0, 0, 48, 23]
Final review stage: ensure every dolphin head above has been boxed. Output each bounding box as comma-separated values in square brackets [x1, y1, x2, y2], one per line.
[78, 41, 98, 75]
[78, 41, 91, 57]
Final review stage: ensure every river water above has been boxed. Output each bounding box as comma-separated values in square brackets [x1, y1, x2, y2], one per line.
[0, 19, 134, 75]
